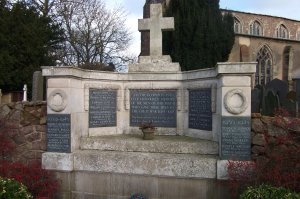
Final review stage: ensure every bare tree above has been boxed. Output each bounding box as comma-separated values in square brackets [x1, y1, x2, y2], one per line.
[54, 0, 133, 68]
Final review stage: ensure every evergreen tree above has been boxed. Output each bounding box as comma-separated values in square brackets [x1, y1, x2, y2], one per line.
[163, 0, 234, 71]
[0, 0, 63, 92]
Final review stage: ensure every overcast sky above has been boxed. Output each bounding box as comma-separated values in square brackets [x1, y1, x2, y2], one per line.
[105, 0, 300, 56]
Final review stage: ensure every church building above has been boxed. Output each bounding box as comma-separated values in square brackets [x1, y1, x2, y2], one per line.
[141, 1, 300, 90]
[225, 9, 300, 89]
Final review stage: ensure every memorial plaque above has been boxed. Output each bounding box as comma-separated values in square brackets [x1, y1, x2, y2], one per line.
[130, 90, 177, 127]
[189, 89, 212, 130]
[47, 114, 71, 153]
[221, 117, 251, 160]
[89, 89, 117, 128]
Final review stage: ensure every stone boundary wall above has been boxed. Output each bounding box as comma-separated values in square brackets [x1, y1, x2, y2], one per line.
[251, 113, 299, 162]
[0, 101, 47, 164]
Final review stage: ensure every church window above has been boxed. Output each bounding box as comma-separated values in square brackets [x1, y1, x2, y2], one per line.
[234, 18, 242, 33]
[276, 24, 289, 39]
[250, 21, 262, 36]
[256, 46, 273, 85]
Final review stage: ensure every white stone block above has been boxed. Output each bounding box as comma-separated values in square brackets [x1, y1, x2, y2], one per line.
[42, 152, 74, 171]
[217, 160, 229, 180]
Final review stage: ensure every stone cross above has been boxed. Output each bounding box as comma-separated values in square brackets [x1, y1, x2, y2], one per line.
[138, 3, 174, 56]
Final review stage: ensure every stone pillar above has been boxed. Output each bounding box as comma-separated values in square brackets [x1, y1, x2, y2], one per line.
[216, 63, 256, 161]
[32, 71, 44, 101]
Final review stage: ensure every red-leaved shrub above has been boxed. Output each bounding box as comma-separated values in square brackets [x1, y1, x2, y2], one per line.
[0, 118, 58, 198]
[226, 111, 300, 198]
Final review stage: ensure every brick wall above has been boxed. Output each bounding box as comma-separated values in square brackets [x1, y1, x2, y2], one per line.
[229, 10, 300, 40]
[0, 101, 47, 164]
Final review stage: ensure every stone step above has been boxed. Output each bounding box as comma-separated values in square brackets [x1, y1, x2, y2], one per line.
[80, 135, 219, 155]
[73, 150, 218, 179]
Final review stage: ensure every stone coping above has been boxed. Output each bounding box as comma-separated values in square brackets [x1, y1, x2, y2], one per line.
[41, 62, 256, 81]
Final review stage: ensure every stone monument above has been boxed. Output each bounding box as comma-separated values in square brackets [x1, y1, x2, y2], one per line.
[41, 1, 256, 197]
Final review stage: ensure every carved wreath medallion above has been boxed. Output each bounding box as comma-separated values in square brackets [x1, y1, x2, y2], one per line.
[224, 89, 248, 115]
[48, 89, 68, 112]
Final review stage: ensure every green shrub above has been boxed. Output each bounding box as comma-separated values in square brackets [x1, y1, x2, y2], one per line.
[0, 177, 33, 199]
[240, 184, 300, 199]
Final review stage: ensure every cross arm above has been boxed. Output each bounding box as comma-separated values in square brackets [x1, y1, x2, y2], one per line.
[160, 17, 174, 31]
[138, 19, 151, 31]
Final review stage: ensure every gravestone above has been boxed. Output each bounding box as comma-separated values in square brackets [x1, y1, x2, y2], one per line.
[262, 89, 280, 116]
[89, 89, 117, 128]
[47, 114, 71, 153]
[251, 88, 261, 113]
[221, 117, 251, 160]
[130, 90, 177, 127]
[189, 89, 212, 130]
[266, 78, 288, 102]
[32, 71, 44, 101]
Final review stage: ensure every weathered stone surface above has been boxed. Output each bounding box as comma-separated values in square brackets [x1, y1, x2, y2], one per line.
[1, 101, 47, 164]
[0, 105, 11, 119]
[13, 134, 26, 145]
[252, 118, 266, 133]
[80, 135, 219, 155]
[128, 62, 180, 72]
[21, 126, 34, 135]
[25, 132, 40, 142]
[39, 116, 47, 125]
[251, 113, 262, 118]
[31, 141, 44, 150]
[217, 160, 229, 180]
[261, 116, 273, 124]
[267, 123, 288, 137]
[15, 103, 23, 110]
[35, 125, 46, 132]
[42, 153, 74, 171]
[252, 145, 266, 154]
[252, 134, 266, 146]
[7, 129, 19, 138]
[21, 111, 39, 126]
[9, 110, 21, 121]
[74, 150, 218, 179]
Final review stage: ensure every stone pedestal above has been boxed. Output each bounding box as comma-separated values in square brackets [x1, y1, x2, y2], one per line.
[216, 62, 256, 161]
[129, 56, 180, 72]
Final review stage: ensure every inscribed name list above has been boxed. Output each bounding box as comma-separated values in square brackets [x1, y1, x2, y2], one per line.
[89, 89, 117, 128]
[130, 90, 177, 127]
[221, 117, 251, 160]
[189, 89, 212, 130]
[47, 114, 71, 153]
